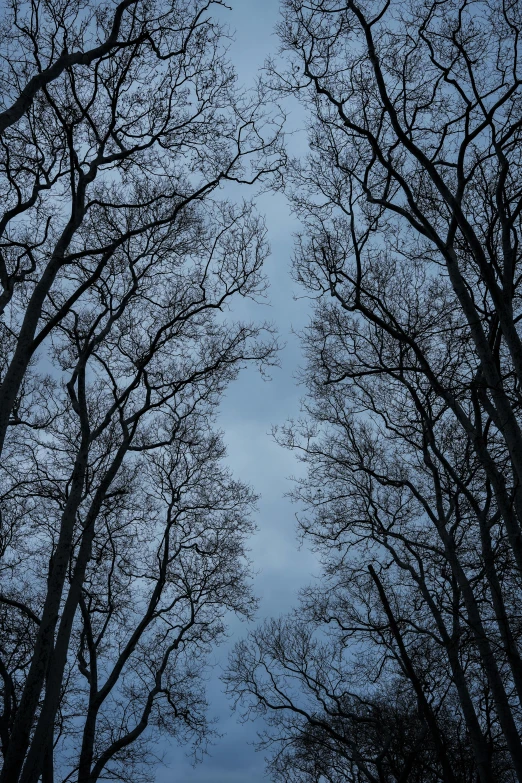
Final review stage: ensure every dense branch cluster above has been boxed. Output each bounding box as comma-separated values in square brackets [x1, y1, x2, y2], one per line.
[0, 1, 282, 781]
[3, 0, 522, 782]
[227, 1, 522, 782]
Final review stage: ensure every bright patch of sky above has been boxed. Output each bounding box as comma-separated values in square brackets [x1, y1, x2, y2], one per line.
[156, 2, 318, 782]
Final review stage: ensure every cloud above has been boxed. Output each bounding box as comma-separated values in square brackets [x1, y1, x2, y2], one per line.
[155, 3, 315, 780]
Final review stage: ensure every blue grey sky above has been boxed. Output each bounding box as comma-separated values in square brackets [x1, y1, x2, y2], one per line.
[156, 2, 317, 782]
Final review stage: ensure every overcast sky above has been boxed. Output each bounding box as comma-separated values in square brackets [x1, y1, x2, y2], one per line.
[156, 2, 318, 782]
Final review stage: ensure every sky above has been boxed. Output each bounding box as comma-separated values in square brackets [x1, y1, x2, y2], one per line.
[156, 2, 318, 782]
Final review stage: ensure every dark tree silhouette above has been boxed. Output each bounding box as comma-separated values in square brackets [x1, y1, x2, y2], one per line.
[227, 0, 522, 781]
[226, 616, 507, 783]
[0, 1, 283, 781]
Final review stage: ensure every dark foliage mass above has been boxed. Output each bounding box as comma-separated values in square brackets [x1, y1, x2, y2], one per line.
[0, 1, 283, 781]
[226, 1, 522, 782]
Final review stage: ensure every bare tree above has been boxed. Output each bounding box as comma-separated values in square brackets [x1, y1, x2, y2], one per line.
[226, 615, 503, 783]
[227, 0, 522, 781]
[0, 1, 283, 781]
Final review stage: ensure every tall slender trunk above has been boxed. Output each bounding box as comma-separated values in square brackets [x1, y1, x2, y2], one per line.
[20, 439, 129, 783]
[0, 434, 89, 783]
[369, 565, 460, 783]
